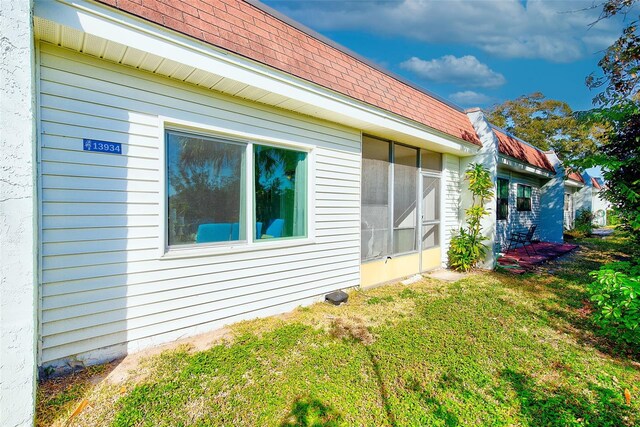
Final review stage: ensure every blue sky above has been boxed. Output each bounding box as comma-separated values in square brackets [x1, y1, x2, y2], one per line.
[261, 0, 629, 112]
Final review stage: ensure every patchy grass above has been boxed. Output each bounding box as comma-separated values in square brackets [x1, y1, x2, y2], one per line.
[39, 234, 639, 426]
[36, 362, 116, 427]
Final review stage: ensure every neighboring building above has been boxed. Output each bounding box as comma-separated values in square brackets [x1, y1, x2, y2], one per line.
[562, 170, 610, 230]
[575, 173, 610, 227]
[493, 127, 560, 251]
[0, 1, 593, 424]
[564, 170, 585, 230]
[463, 112, 564, 260]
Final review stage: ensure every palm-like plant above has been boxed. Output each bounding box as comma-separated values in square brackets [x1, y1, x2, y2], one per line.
[448, 163, 494, 272]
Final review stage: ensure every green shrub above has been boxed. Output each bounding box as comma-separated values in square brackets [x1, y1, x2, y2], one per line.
[573, 209, 595, 237]
[448, 228, 487, 272]
[448, 163, 493, 272]
[606, 209, 620, 226]
[588, 261, 640, 347]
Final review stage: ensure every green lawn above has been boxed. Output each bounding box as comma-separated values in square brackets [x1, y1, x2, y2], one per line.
[39, 234, 639, 426]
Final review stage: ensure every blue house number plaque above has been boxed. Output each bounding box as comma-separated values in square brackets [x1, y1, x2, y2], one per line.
[83, 139, 122, 154]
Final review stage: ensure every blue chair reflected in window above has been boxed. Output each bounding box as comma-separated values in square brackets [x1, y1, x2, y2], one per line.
[263, 219, 284, 239]
[196, 223, 232, 243]
[231, 223, 239, 241]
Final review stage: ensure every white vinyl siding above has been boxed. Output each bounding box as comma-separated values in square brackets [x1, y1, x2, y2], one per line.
[496, 169, 542, 251]
[38, 44, 361, 365]
[442, 154, 461, 266]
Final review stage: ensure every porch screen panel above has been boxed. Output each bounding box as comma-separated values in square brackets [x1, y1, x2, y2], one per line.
[422, 175, 440, 248]
[361, 137, 390, 260]
[393, 145, 418, 254]
[421, 150, 442, 172]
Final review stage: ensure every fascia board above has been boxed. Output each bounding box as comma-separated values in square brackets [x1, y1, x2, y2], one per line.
[498, 155, 555, 179]
[34, 0, 479, 156]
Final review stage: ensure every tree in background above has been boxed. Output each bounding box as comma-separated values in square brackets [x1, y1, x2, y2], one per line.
[586, 0, 639, 106]
[486, 92, 598, 160]
[582, 0, 640, 352]
[579, 0, 640, 242]
[578, 105, 640, 239]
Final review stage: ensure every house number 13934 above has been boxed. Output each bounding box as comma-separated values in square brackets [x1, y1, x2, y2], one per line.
[83, 139, 122, 154]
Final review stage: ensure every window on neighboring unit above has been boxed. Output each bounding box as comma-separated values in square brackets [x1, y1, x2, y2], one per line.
[393, 144, 418, 254]
[254, 145, 307, 240]
[166, 129, 308, 249]
[361, 137, 391, 261]
[516, 184, 532, 211]
[497, 178, 509, 220]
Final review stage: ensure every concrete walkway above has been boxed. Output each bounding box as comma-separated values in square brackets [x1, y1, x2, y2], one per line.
[425, 269, 469, 282]
[591, 228, 614, 237]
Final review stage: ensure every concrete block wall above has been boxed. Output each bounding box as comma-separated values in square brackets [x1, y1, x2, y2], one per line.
[0, 1, 38, 426]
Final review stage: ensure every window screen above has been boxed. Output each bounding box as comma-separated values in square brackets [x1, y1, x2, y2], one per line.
[422, 175, 440, 248]
[421, 150, 442, 172]
[361, 137, 390, 260]
[393, 145, 418, 254]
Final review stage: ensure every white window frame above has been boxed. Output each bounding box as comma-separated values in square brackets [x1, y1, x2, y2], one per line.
[158, 117, 315, 259]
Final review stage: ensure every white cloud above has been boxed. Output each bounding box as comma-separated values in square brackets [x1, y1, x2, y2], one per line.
[449, 90, 494, 106]
[267, 0, 624, 62]
[400, 55, 506, 88]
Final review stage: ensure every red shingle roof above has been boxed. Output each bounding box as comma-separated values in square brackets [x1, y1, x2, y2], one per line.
[566, 170, 585, 184]
[591, 177, 602, 189]
[96, 0, 481, 146]
[493, 128, 556, 173]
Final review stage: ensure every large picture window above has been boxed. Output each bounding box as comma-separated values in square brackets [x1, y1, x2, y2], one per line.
[166, 129, 307, 249]
[167, 131, 246, 246]
[517, 184, 532, 211]
[497, 178, 509, 220]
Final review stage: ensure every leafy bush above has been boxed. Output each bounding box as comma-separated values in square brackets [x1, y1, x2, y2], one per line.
[588, 261, 640, 347]
[572, 209, 595, 237]
[448, 163, 493, 272]
[606, 209, 620, 226]
[448, 228, 487, 272]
